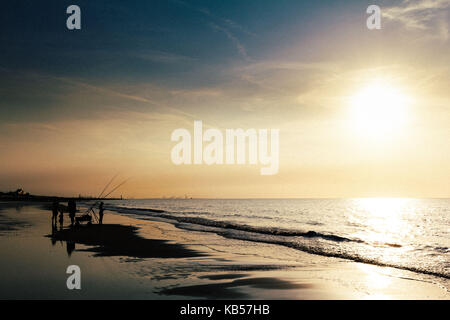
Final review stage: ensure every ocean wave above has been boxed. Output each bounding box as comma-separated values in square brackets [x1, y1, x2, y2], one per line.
[108, 205, 449, 280]
[110, 205, 360, 243]
[214, 229, 450, 280]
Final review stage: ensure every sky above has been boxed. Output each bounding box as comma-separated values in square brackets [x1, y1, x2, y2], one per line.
[0, 0, 449, 198]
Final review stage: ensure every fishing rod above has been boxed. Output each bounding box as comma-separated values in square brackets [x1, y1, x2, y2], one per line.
[86, 206, 100, 223]
[82, 176, 129, 221]
[102, 179, 129, 199]
[97, 174, 118, 199]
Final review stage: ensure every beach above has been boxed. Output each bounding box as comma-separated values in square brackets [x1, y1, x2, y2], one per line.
[0, 201, 448, 300]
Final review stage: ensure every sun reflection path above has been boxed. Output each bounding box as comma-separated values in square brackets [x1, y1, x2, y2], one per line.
[352, 198, 414, 244]
[358, 263, 393, 299]
[347, 198, 419, 268]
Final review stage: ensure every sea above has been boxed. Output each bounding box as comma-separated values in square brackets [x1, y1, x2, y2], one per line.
[101, 198, 449, 282]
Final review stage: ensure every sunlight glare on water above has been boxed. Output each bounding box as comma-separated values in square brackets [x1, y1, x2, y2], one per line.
[350, 198, 414, 246]
[103, 198, 450, 285]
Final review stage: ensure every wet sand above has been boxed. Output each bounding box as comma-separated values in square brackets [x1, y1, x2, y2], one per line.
[49, 224, 203, 259]
[160, 277, 312, 299]
[0, 202, 448, 300]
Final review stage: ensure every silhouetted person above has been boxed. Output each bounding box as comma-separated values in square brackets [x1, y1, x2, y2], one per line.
[59, 206, 64, 226]
[99, 202, 104, 225]
[68, 199, 76, 226]
[51, 201, 59, 226]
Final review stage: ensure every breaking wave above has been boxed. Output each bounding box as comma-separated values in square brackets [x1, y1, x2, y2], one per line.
[107, 205, 450, 280]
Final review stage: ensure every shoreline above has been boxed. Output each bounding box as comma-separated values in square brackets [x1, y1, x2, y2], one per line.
[105, 202, 450, 282]
[0, 201, 448, 299]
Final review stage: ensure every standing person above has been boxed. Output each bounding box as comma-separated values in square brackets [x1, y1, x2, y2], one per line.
[68, 199, 76, 226]
[98, 202, 104, 225]
[59, 204, 64, 226]
[51, 201, 59, 226]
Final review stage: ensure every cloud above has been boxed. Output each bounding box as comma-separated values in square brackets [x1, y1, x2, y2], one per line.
[170, 0, 252, 60]
[0, 68, 204, 125]
[209, 23, 251, 61]
[54, 77, 160, 105]
[172, 0, 255, 35]
[383, 0, 449, 40]
[132, 50, 197, 64]
[195, 6, 256, 37]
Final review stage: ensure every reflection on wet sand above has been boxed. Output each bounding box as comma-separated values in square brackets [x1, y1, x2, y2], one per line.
[47, 223, 204, 259]
[159, 277, 313, 299]
[0, 202, 448, 300]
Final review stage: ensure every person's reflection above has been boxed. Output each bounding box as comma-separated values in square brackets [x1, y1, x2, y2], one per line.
[49, 222, 76, 257]
[51, 224, 57, 246]
[66, 241, 75, 257]
[15, 203, 23, 213]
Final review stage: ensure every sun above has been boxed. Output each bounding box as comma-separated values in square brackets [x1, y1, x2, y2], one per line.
[349, 81, 411, 139]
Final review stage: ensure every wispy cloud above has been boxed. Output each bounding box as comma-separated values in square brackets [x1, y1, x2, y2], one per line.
[171, 0, 252, 60]
[209, 23, 251, 61]
[172, 0, 255, 35]
[52, 76, 159, 105]
[383, 0, 449, 40]
[54, 77, 201, 122]
[196, 6, 256, 37]
[132, 50, 196, 64]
